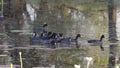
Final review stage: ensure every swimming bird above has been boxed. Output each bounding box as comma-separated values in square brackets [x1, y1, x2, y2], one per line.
[29, 32, 39, 45]
[33, 23, 48, 32]
[57, 37, 71, 47]
[29, 33, 57, 48]
[70, 34, 81, 48]
[40, 31, 49, 40]
[29, 36, 42, 45]
[31, 32, 37, 38]
[87, 35, 105, 51]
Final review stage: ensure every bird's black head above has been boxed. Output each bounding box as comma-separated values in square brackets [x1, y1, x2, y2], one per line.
[58, 33, 63, 37]
[100, 35, 105, 41]
[77, 34, 81, 37]
[101, 35, 105, 38]
[43, 23, 48, 27]
[48, 32, 52, 35]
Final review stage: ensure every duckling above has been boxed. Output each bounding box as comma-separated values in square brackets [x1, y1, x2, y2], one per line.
[49, 33, 58, 39]
[40, 31, 49, 40]
[29, 32, 39, 45]
[87, 35, 105, 51]
[31, 32, 37, 38]
[55, 33, 63, 41]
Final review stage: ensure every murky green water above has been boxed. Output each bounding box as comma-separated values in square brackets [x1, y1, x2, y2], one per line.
[23, 1, 109, 68]
[0, 0, 120, 68]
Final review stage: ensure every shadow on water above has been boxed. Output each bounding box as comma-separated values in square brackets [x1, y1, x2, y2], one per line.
[108, 0, 120, 68]
[108, 21, 118, 68]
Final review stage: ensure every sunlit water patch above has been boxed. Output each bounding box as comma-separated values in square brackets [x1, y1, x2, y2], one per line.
[22, 3, 37, 30]
[22, 13, 30, 29]
[116, 11, 120, 40]
[26, 3, 36, 21]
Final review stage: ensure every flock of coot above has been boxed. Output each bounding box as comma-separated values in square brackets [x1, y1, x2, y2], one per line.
[29, 23, 105, 50]
[29, 23, 81, 48]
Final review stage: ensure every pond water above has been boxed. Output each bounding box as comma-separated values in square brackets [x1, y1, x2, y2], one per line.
[0, 0, 120, 68]
[21, 2, 109, 68]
